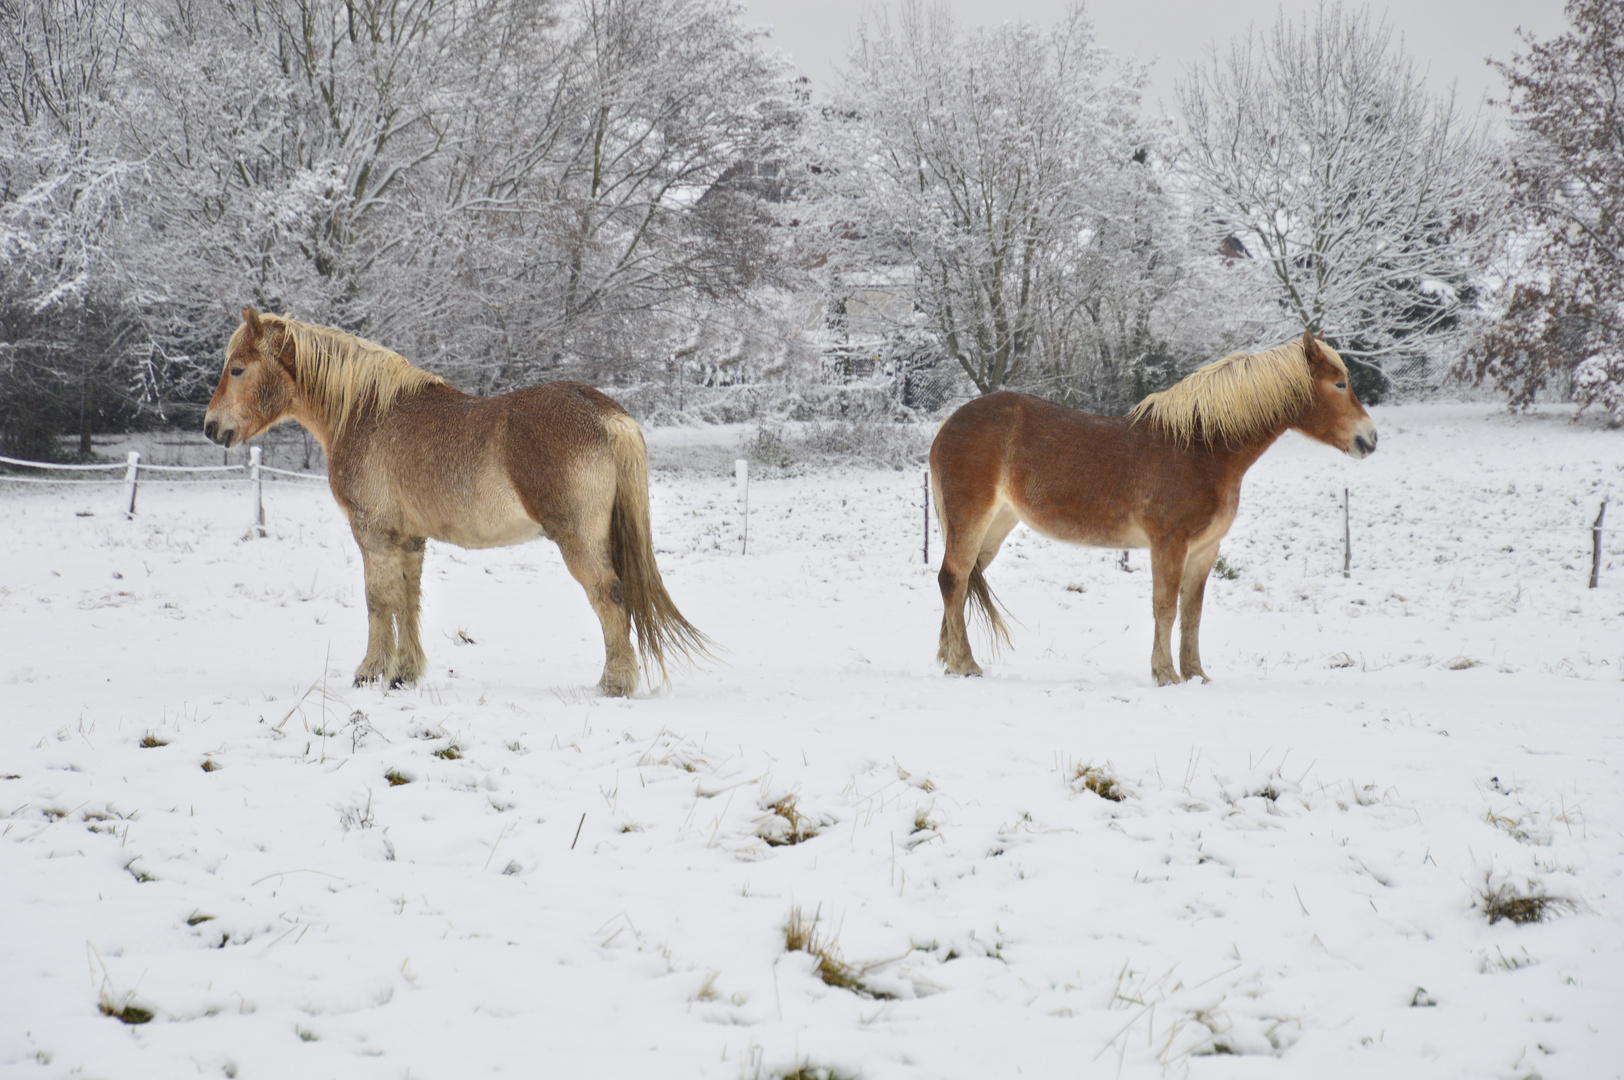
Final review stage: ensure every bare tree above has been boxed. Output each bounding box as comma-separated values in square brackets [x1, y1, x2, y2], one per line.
[1461, 0, 1624, 419]
[428, 0, 796, 388]
[815, 2, 1154, 397]
[1178, 1, 1503, 396]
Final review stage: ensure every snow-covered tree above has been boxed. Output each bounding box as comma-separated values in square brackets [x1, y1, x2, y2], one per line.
[1461, 0, 1624, 419]
[115, 0, 793, 393]
[416, 0, 796, 389]
[0, 0, 144, 457]
[1178, 1, 1503, 397]
[814, 2, 1164, 398]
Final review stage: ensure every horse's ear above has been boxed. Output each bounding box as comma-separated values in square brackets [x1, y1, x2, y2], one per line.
[273, 328, 298, 377]
[241, 307, 263, 339]
[1302, 330, 1322, 363]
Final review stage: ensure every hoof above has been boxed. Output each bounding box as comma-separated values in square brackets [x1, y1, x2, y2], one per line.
[599, 669, 639, 698]
[1152, 669, 1185, 687]
[354, 656, 390, 687]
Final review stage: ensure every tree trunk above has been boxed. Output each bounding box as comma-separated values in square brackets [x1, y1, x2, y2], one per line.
[79, 367, 94, 456]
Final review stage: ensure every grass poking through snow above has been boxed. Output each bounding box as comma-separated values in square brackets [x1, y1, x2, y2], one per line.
[1071, 763, 1126, 802]
[1480, 877, 1575, 925]
[783, 906, 894, 999]
[761, 794, 818, 847]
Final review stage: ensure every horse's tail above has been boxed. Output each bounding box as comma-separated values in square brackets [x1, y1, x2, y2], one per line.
[604, 413, 713, 680]
[965, 561, 1012, 654]
[928, 456, 1012, 655]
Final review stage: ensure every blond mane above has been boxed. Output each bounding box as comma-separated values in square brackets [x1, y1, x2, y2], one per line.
[231, 315, 446, 436]
[1127, 339, 1346, 447]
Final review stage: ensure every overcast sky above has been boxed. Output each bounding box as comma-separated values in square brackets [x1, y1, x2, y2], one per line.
[739, 0, 1570, 121]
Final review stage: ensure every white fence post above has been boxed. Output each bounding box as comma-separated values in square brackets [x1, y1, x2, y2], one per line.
[1343, 487, 1351, 579]
[123, 451, 140, 518]
[248, 446, 266, 538]
[735, 458, 749, 555]
[922, 467, 930, 565]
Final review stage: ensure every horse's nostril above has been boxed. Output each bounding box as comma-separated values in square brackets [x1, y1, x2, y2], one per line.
[204, 420, 219, 442]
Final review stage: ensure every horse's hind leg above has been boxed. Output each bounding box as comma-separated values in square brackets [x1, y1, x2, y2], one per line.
[556, 529, 639, 698]
[976, 505, 1020, 572]
[937, 504, 1013, 676]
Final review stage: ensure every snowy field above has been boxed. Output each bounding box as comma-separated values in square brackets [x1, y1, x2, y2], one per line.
[2, 403, 1621, 1080]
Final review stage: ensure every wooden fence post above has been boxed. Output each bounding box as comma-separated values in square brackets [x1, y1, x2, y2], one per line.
[123, 451, 140, 518]
[1591, 499, 1608, 589]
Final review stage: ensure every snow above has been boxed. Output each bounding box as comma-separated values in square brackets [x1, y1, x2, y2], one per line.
[2, 403, 1621, 1080]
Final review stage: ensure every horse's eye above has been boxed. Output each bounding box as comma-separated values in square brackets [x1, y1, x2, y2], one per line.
[230, 367, 245, 377]
[1334, 381, 1346, 390]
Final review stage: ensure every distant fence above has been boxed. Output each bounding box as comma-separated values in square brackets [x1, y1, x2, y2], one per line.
[0, 447, 325, 537]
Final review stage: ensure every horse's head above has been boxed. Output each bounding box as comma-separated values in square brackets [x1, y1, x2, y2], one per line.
[1291, 332, 1378, 459]
[204, 308, 298, 448]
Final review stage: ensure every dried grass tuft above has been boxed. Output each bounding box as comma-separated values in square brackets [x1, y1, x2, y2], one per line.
[99, 998, 154, 1025]
[1481, 879, 1574, 925]
[1072, 764, 1126, 802]
[761, 794, 819, 847]
[783, 906, 893, 999]
[139, 734, 167, 748]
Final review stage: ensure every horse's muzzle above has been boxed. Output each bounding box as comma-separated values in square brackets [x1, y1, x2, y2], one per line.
[203, 418, 236, 448]
[1350, 429, 1378, 459]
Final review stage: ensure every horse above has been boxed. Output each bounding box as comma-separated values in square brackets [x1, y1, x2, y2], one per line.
[203, 307, 710, 695]
[930, 331, 1377, 686]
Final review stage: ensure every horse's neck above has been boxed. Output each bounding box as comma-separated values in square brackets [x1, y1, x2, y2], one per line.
[1204, 422, 1288, 477]
[286, 395, 338, 455]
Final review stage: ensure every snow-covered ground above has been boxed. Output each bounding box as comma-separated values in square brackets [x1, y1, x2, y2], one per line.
[2, 403, 1620, 1080]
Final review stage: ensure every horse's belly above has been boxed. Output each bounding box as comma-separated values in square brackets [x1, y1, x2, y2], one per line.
[408, 483, 544, 550]
[1014, 497, 1151, 548]
[1041, 519, 1153, 549]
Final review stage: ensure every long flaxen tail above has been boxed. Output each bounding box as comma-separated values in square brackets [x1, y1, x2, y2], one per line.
[965, 561, 1012, 654]
[603, 414, 714, 680]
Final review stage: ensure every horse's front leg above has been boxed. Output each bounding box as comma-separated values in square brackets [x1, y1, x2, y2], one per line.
[1178, 543, 1220, 684]
[393, 537, 429, 685]
[353, 530, 423, 687]
[1148, 538, 1188, 686]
